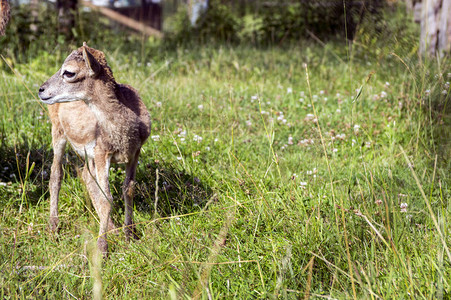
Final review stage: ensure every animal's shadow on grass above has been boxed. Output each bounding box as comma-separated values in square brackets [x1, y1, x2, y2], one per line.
[109, 161, 214, 221]
[0, 141, 213, 220]
[0, 142, 53, 203]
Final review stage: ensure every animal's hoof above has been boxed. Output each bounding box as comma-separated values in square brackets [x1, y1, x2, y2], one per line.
[49, 217, 59, 233]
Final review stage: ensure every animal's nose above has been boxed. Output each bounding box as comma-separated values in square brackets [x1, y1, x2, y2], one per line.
[39, 87, 45, 93]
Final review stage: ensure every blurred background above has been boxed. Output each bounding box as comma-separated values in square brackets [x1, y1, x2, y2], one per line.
[0, 0, 449, 64]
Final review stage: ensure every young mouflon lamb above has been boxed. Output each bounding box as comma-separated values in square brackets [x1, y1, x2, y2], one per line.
[38, 43, 151, 255]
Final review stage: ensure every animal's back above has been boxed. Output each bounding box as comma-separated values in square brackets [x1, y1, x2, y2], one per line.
[117, 84, 151, 143]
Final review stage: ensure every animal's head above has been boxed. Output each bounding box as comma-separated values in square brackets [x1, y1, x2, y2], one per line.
[38, 43, 115, 105]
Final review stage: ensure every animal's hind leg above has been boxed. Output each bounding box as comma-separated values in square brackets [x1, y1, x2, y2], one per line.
[82, 158, 117, 234]
[123, 151, 140, 241]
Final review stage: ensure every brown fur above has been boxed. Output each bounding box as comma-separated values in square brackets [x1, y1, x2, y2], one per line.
[39, 44, 151, 255]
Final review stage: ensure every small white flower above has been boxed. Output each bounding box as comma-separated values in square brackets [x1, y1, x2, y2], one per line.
[299, 98, 305, 103]
[0, 182, 7, 187]
[442, 90, 447, 95]
[337, 133, 346, 140]
[251, 95, 258, 101]
[300, 91, 305, 97]
[156, 101, 162, 108]
[336, 108, 341, 113]
[299, 182, 307, 188]
[400, 202, 408, 213]
[151, 135, 160, 141]
[384, 81, 390, 88]
[287, 87, 293, 94]
[425, 89, 431, 96]
[319, 90, 325, 95]
[246, 120, 252, 126]
[193, 135, 203, 142]
[198, 104, 204, 110]
[176, 156, 182, 161]
[333, 148, 338, 153]
[205, 146, 210, 151]
[288, 136, 294, 145]
[380, 91, 387, 98]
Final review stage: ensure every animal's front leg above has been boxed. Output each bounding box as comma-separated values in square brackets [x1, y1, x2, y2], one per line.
[49, 130, 67, 232]
[93, 151, 113, 256]
[82, 158, 117, 233]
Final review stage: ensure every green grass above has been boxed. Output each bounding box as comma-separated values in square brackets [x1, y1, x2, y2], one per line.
[0, 40, 450, 299]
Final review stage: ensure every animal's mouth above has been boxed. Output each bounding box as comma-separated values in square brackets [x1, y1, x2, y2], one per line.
[39, 95, 56, 104]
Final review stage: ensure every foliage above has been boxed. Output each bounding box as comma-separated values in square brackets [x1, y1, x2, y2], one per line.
[0, 3, 159, 69]
[165, 0, 386, 46]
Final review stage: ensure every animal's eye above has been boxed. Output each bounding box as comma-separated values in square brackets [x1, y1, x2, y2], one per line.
[63, 70, 76, 79]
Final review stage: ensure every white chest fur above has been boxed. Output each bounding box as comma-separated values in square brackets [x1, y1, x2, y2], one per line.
[69, 139, 96, 159]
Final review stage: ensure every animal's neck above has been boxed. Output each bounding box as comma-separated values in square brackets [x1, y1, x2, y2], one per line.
[87, 85, 127, 135]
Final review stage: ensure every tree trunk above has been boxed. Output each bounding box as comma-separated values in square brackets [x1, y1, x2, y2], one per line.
[57, 0, 78, 39]
[420, 0, 451, 56]
[0, 0, 10, 35]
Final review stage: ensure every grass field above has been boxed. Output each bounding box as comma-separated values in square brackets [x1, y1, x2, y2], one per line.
[0, 39, 450, 298]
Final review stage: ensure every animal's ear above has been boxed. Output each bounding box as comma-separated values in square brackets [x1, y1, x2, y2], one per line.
[82, 45, 101, 77]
